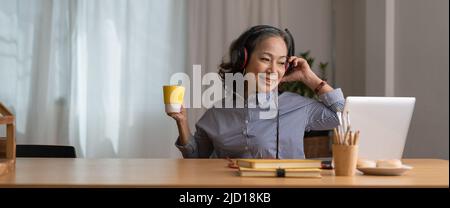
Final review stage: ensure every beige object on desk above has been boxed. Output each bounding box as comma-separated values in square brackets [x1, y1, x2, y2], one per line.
[376, 159, 403, 168]
[357, 159, 412, 176]
[357, 159, 377, 168]
[357, 165, 413, 176]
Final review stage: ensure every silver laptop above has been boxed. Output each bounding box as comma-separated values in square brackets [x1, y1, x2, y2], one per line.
[342, 97, 416, 160]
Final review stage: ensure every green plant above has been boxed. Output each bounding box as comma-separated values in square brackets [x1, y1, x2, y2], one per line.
[279, 50, 329, 100]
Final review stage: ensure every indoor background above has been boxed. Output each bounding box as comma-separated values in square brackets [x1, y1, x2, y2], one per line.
[0, 0, 448, 159]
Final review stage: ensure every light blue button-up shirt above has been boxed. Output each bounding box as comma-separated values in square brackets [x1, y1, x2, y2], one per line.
[176, 88, 345, 159]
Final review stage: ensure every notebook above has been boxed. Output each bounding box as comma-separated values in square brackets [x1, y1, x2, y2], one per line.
[236, 159, 322, 169]
[239, 167, 321, 178]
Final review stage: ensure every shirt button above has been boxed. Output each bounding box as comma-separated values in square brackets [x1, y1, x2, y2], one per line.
[245, 120, 248, 124]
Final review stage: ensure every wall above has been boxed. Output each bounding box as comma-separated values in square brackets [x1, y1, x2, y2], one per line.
[333, 0, 366, 96]
[395, 0, 449, 159]
[280, 0, 333, 79]
[334, 0, 449, 159]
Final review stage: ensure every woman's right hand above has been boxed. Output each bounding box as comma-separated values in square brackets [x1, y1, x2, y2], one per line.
[167, 105, 190, 146]
[167, 105, 187, 124]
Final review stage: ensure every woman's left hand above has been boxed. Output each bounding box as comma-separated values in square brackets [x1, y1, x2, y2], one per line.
[280, 56, 316, 83]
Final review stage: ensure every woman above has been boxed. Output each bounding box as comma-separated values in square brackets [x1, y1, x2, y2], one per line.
[168, 25, 344, 159]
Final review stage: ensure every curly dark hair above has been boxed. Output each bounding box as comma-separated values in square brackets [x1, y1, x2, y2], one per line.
[218, 25, 295, 81]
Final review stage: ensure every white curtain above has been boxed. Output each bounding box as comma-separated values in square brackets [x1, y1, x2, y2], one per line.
[0, 0, 186, 158]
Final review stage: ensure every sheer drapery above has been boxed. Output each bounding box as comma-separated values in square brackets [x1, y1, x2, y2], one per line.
[0, 0, 186, 158]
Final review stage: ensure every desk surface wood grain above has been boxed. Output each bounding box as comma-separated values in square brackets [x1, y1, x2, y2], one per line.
[0, 158, 448, 188]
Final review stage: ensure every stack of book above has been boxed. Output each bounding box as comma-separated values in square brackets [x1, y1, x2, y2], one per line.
[237, 159, 322, 178]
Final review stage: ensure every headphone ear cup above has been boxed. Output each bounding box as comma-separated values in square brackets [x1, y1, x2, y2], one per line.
[285, 62, 290, 72]
[233, 47, 247, 71]
[241, 48, 248, 70]
[230, 48, 241, 69]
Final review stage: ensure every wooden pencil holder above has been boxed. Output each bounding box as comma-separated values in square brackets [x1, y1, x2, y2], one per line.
[332, 144, 358, 176]
[0, 102, 16, 176]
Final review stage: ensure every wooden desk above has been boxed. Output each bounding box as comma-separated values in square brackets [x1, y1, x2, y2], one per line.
[0, 158, 448, 188]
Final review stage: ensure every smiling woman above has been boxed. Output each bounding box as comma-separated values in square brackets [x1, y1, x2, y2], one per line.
[167, 25, 345, 159]
[218, 26, 294, 94]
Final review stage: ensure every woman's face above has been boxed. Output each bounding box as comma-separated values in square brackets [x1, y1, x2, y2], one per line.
[245, 36, 288, 93]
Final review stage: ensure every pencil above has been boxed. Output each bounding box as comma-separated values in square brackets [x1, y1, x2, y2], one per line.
[333, 128, 339, 144]
[354, 130, 360, 145]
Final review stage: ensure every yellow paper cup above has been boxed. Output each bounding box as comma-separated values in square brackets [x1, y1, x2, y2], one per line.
[163, 85, 185, 113]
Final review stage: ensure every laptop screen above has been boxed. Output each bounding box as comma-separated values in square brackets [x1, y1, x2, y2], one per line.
[343, 97, 416, 160]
